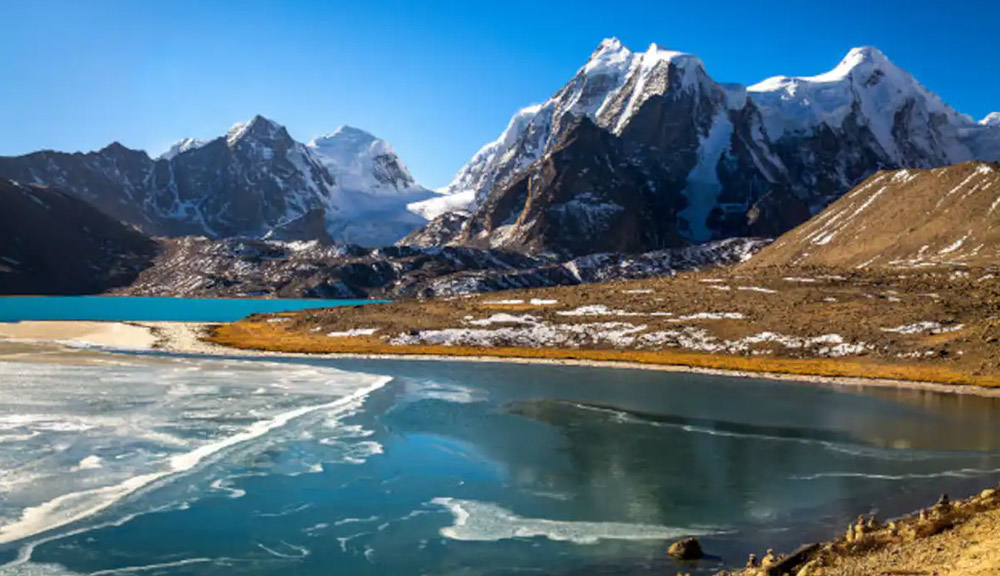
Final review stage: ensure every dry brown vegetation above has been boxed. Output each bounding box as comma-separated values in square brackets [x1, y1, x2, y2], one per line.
[747, 162, 1000, 270]
[209, 265, 1000, 388]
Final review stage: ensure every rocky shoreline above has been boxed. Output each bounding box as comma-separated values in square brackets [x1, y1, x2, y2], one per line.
[715, 486, 1000, 576]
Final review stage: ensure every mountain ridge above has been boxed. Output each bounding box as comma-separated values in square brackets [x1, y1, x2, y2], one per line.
[419, 39, 999, 257]
[0, 116, 446, 246]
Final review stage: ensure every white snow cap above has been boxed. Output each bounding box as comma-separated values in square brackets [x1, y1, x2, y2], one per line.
[226, 115, 286, 146]
[748, 45, 969, 164]
[982, 112, 1000, 127]
[159, 137, 208, 160]
[586, 37, 703, 75]
[307, 125, 418, 193]
[308, 125, 394, 162]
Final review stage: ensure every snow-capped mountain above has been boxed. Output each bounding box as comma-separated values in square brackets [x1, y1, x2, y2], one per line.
[0, 116, 442, 246]
[424, 39, 1000, 257]
[982, 113, 1000, 127]
[305, 126, 438, 245]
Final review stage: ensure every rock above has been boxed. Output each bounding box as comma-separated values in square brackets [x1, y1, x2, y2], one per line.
[796, 560, 819, 576]
[764, 543, 820, 576]
[980, 488, 997, 499]
[667, 537, 704, 560]
[746, 553, 760, 568]
[936, 493, 951, 511]
[761, 549, 779, 567]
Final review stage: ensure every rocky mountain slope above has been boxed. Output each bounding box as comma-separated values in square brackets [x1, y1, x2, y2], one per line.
[0, 117, 443, 246]
[747, 162, 1000, 270]
[115, 236, 766, 299]
[418, 39, 999, 257]
[0, 180, 157, 295]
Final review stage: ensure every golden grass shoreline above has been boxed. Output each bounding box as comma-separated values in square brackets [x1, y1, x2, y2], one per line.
[205, 319, 1000, 397]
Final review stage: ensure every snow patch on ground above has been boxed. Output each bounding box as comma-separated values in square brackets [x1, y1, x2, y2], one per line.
[881, 322, 964, 335]
[467, 314, 538, 327]
[737, 286, 778, 294]
[327, 328, 379, 337]
[557, 305, 645, 317]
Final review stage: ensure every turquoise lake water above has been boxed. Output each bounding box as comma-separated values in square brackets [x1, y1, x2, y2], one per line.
[2, 351, 1000, 576]
[0, 296, 380, 322]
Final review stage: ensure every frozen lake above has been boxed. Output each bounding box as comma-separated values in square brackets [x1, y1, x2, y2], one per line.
[2, 351, 1000, 575]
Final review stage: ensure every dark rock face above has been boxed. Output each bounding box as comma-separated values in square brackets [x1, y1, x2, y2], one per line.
[456, 117, 685, 257]
[0, 180, 158, 295]
[399, 211, 471, 247]
[263, 209, 335, 244]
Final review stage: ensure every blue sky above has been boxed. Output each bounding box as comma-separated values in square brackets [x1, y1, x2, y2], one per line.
[2, 0, 998, 188]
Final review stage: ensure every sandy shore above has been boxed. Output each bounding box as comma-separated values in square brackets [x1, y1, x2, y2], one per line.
[0, 320, 159, 349]
[4, 320, 1000, 399]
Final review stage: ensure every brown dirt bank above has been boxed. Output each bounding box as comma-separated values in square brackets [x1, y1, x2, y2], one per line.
[207, 266, 1000, 389]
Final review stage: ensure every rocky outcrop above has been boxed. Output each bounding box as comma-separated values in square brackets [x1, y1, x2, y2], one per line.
[667, 537, 704, 560]
[116, 236, 767, 299]
[0, 180, 158, 295]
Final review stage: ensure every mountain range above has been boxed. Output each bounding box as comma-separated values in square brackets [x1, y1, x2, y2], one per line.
[1, 38, 998, 296]
[0, 117, 440, 247]
[415, 39, 1000, 256]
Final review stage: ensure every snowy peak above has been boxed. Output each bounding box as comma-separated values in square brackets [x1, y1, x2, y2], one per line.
[749, 45, 901, 91]
[982, 113, 1000, 127]
[159, 137, 208, 160]
[226, 115, 290, 147]
[441, 38, 719, 206]
[307, 125, 419, 193]
[748, 45, 973, 166]
[822, 45, 895, 80]
[308, 125, 392, 162]
[591, 37, 624, 56]
[428, 39, 1000, 257]
[0, 114, 438, 247]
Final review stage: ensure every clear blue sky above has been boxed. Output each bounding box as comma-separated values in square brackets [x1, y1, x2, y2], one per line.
[2, 0, 998, 188]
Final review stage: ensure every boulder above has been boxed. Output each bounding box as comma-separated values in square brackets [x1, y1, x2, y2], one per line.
[667, 537, 705, 560]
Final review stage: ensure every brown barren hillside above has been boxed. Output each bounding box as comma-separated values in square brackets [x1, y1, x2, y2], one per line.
[747, 161, 1000, 270]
